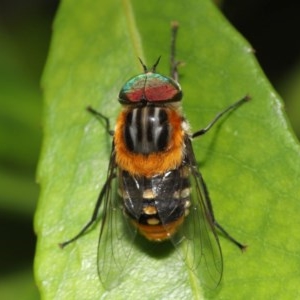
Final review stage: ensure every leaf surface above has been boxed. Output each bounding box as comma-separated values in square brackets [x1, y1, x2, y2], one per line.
[35, 0, 300, 299]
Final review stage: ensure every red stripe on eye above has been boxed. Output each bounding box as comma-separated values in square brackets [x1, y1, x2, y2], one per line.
[145, 84, 179, 101]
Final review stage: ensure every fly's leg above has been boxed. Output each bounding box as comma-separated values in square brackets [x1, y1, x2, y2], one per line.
[169, 21, 248, 251]
[87, 106, 114, 136]
[200, 174, 247, 251]
[60, 107, 115, 248]
[170, 21, 180, 82]
[191, 95, 250, 250]
[59, 175, 115, 248]
[192, 95, 250, 138]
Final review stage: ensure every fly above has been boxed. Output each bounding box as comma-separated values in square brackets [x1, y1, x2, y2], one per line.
[60, 21, 248, 289]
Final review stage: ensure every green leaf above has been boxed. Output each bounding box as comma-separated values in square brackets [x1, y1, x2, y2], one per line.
[35, 0, 300, 299]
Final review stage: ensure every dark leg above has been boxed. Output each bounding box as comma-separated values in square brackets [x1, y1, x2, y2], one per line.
[59, 175, 114, 248]
[87, 106, 114, 136]
[170, 21, 180, 81]
[200, 174, 247, 251]
[192, 95, 250, 138]
[214, 222, 247, 251]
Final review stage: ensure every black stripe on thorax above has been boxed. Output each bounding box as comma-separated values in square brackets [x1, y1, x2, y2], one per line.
[124, 106, 170, 154]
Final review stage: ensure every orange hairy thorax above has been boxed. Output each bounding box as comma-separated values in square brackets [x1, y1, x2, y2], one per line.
[114, 109, 185, 177]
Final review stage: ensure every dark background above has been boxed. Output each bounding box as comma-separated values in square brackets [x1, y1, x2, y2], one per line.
[0, 0, 299, 298]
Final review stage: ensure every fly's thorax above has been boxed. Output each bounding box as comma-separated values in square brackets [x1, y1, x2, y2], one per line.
[114, 105, 189, 177]
[124, 106, 171, 154]
[118, 166, 192, 241]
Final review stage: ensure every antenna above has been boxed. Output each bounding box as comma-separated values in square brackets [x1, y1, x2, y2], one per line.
[138, 57, 148, 73]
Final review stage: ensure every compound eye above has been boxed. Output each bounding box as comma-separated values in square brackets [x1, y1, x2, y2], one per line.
[119, 73, 182, 104]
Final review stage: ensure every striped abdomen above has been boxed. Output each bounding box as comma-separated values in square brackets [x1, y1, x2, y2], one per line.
[119, 165, 191, 241]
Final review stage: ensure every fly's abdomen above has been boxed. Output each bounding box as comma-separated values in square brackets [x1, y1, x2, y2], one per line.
[119, 165, 191, 241]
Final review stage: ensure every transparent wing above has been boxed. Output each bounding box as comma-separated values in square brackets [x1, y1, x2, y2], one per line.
[97, 151, 138, 290]
[168, 138, 223, 288]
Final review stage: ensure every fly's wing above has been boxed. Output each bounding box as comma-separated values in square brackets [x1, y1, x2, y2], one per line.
[97, 150, 138, 290]
[168, 137, 223, 288]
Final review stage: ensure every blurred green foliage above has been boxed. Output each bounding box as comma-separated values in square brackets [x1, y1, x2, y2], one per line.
[0, 1, 58, 299]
